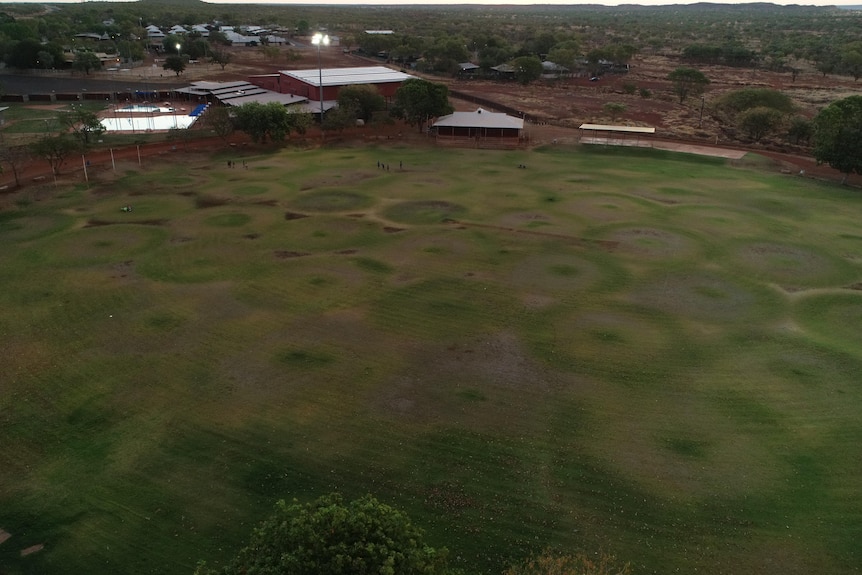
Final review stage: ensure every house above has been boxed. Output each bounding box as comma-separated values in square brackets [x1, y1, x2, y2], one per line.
[223, 30, 260, 46]
[457, 62, 480, 78]
[490, 63, 516, 81]
[431, 108, 524, 147]
[541, 60, 570, 78]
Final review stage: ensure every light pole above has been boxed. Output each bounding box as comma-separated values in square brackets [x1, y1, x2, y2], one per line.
[175, 43, 181, 57]
[311, 33, 329, 126]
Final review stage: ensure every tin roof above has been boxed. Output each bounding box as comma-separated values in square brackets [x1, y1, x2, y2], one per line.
[279, 66, 414, 88]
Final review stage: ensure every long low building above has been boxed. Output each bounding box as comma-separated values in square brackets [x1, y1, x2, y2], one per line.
[432, 108, 524, 147]
[249, 66, 414, 103]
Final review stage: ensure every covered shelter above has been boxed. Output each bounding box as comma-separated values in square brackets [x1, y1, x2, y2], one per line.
[578, 123, 655, 147]
[432, 108, 524, 148]
[178, 80, 310, 108]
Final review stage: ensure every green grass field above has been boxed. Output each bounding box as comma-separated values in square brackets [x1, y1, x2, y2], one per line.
[1, 143, 861, 575]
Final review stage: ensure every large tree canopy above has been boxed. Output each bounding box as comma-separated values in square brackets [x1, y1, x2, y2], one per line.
[232, 101, 310, 143]
[195, 494, 449, 575]
[391, 78, 453, 133]
[813, 95, 862, 183]
[667, 67, 710, 104]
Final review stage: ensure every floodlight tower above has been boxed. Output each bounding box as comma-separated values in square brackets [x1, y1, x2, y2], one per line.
[311, 33, 330, 123]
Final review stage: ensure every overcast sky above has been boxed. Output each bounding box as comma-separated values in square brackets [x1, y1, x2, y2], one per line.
[11, 0, 861, 6]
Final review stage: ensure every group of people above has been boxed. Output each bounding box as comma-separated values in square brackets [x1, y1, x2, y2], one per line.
[377, 161, 403, 171]
[226, 160, 248, 169]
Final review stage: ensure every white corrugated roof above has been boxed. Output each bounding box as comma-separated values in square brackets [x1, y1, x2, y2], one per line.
[433, 108, 524, 130]
[279, 66, 414, 88]
[222, 92, 308, 107]
[579, 124, 655, 134]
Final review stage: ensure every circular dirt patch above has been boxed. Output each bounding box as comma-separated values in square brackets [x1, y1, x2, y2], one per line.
[795, 293, 862, 350]
[601, 225, 701, 258]
[42, 225, 166, 265]
[205, 212, 252, 227]
[232, 184, 270, 196]
[382, 200, 467, 225]
[664, 205, 764, 240]
[0, 213, 72, 242]
[291, 190, 373, 213]
[509, 253, 606, 293]
[733, 241, 853, 288]
[630, 272, 774, 323]
[568, 194, 653, 223]
[549, 307, 678, 372]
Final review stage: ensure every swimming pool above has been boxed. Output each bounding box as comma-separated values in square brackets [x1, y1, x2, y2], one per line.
[100, 114, 198, 132]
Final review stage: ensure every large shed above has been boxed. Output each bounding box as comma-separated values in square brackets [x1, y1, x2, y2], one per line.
[432, 108, 524, 147]
[578, 123, 655, 147]
[270, 66, 414, 103]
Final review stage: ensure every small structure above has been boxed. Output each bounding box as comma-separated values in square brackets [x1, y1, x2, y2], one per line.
[432, 108, 524, 148]
[178, 80, 309, 108]
[490, 63, 516, 81]
[541, 60, 570, 78]
[457, 62, 480, 78]
[578, 123, 655, 147]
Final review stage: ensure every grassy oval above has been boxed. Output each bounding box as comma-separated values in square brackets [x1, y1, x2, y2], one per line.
[205, 213, 252, 227]
[291, 190, 373, 213]
[795, 292, 862, 354]
[382, 200, 467, 225]
[0, 212, 73, 242]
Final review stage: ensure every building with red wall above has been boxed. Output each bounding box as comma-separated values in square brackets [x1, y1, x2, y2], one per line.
[249, 66, 414, 103]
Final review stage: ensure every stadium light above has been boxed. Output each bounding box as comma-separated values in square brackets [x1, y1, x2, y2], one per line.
[311, 33, 330, 123]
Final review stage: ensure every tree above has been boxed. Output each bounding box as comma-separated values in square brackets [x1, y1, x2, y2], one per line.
[72, 51, 102, 75]
[813, 95, 862, 184]
[30, 134, 77, 176]
[738, 106, 784, 142]
[0, 133, 30, 188]
[786, 115, 813, 145]
[5, 38, 42, 69]
[194, 494, 449, 575]
[60, 107, 105, 149]
[841, 49, 862, 81]
[322, 103, 359, 132]
[505, 549, 632, 575]
[233, 101, 310, 144]
[336, 85, 385, 123]
[210, 49, 232, 71]
[513, 55, 543, 85]
[163, 55, 186, 76]
[260, 44, 280, 61]
[391, 78, 454, 133]
[208, 30, 230, 46]
[714, 88, 794, 116]
[668, 67, 710, 104]
[201, 105, 235, 143]
[603, 102, 627, 122]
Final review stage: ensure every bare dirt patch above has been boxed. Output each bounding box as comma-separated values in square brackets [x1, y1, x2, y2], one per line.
[274, 250, 310, 259]
[20, 543, 44, 557]
[0, 528, 10, 545]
